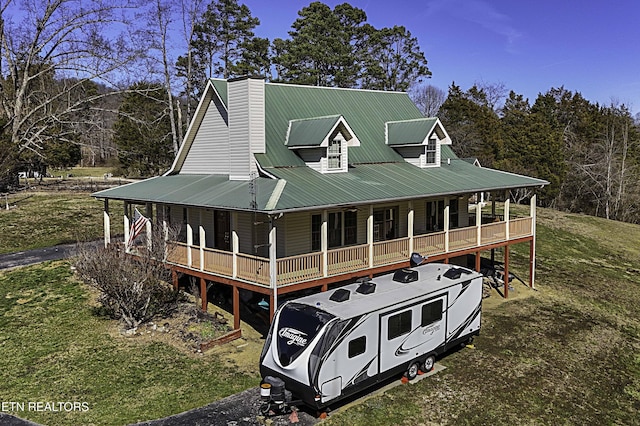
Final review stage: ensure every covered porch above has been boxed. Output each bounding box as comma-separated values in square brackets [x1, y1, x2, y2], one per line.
[100, 193, 538, 328]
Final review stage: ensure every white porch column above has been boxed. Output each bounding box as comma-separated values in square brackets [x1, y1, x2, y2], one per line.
[476, 202, 482, 246]
[103, 199, 111, 248]
[145, 203, 152, 251]
[186, 209, 193, 267]
[199, 210, 205, 272]
[123, 202, 130, 252]
[530, 194, 537, 289]
[444, 202, 450, 253]
[231, 212, 239, 278]
[321, 210, 328, 277]
[367, 205, 374, 268]
[269, 217, 278, 308]
[408, 201, 414, 255]
[161, 205, 169, 262]
[504, 198, 510, 241]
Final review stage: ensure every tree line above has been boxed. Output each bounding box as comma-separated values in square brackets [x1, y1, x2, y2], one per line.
[1, 0, 638, 224]
[430, 82, 640, 223]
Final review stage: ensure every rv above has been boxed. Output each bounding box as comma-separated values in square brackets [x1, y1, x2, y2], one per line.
[259, 258, 483, 412]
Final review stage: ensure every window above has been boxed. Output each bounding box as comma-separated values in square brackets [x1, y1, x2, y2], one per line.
[328, 212, 342, 248]
[426, 200, 445, 232]
[425, 136, 437, 165]
[312, 211, 358, 250]
[388, 310, 412, 340]
[327, 139, 342, 170]
[373, 207, 398, 241]
[344, 211, 357, 245]
[311, 214, 321, 251]
[421, 300, 443, 326]
[449, 199, 459, 228]
[348, 336, 366, 358]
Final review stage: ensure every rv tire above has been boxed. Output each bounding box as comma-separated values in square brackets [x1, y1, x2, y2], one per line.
[423, 355, 435, 372]
[406, 362, 420, 380]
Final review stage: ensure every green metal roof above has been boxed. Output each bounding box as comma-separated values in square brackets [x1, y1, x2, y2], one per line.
[267, 159, 547, 212]
[94, 80, 547, 213]
[93, 160, 546, 213]
[242, 82, 424, 168]
[387, 118, 438, 146]
[286, 115, 342, 147]
[93, 175, 282, 211]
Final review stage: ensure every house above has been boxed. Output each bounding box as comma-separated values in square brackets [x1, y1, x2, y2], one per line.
[92, 76, 547, 334]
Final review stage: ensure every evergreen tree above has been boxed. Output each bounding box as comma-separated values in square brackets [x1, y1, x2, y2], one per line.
[438, 83, 503, 167]
[113, 83, 175, 177]
[272, 2, 366, 87]
[360, 25, 431, 91]
[190, 0, 260, 79]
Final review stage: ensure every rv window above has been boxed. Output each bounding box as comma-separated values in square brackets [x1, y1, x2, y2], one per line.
[277, 303, 336, 367]
[348, 336, 366, 358]
[388, 310, 412, 340]
[421, 299, 443, 326]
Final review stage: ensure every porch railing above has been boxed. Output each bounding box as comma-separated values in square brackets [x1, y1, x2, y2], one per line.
[166, 216, 533, 289]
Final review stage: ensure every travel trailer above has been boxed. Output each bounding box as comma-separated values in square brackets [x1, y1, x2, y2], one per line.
[259, 256, 483, 412]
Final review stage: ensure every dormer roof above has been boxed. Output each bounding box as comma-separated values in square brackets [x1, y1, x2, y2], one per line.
[386, 117, 451, 147]
[285, 115, 360, 149]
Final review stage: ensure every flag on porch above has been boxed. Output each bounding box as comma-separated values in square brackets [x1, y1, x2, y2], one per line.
[127, 208, 149, 248]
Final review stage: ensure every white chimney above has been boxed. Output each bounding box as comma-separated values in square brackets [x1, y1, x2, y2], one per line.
[227, 76, 266, 180]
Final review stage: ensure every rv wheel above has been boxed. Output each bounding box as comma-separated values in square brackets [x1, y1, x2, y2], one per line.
[406, 362, 419, 380]
[423, 355, 435, 372]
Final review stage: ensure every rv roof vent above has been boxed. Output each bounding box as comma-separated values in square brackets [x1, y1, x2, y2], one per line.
[329, 288, 350, 302]
[393, 268, 418, 283]
[356, 281, 376, 295]
[443, 267, 471, 280]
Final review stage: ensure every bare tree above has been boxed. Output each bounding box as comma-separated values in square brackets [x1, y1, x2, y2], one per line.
[0, 0, 144, 171]
[142, 0, 181, 157]
[177, 0, 207, 124]
[410, 84, 446, 117]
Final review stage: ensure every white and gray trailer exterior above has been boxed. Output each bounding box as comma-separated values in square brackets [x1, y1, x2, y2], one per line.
[259, 262, 483, 409]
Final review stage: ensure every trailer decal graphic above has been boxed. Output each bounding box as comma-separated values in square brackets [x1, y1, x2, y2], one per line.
[446, 302, 481, 342]
[278, 328, 308, 347]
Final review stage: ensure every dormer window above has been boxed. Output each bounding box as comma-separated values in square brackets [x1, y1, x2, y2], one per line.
[285, 115, 360, 174]
[425, 136, 437, 165]
[327, 138, 342, 170]
[385, 117, 452, 168]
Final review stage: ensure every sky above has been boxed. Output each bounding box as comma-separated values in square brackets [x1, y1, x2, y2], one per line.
[239, 0, 640, 113]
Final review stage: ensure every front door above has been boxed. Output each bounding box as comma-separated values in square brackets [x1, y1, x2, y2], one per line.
[214, 211, 230, 250]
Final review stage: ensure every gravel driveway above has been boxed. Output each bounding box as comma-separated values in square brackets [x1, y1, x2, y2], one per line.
[133, 386, 318, 426]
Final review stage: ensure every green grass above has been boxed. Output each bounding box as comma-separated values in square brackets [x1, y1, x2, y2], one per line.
[2, 198, 640, 425]
[0, 192, 123, 254]
[0, 262, 260, 426]
[324, 208, 640, 425]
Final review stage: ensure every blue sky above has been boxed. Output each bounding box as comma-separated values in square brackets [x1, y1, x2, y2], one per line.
[241, 0, 640, 112]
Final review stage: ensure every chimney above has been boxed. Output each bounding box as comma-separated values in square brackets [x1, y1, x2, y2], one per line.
[227, 76, 266, 180]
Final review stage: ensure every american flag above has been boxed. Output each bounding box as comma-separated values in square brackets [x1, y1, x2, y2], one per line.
[127, 208, 149, 248]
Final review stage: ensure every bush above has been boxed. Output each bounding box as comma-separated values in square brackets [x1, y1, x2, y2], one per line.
[74, 221, 182, 329]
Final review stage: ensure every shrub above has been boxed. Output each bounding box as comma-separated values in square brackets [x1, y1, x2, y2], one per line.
[74, 220, 182, 329]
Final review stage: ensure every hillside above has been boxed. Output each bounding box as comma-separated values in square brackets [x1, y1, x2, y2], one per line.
[324, 207, 640, 425]
[0, 198, 638, 425]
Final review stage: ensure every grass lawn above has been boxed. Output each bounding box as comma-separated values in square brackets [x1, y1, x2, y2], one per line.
[0, 192, 122, 254]
[0, 262, 260, 426]
[323, 208, 640, 425]
[1, 196, 639, 425]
